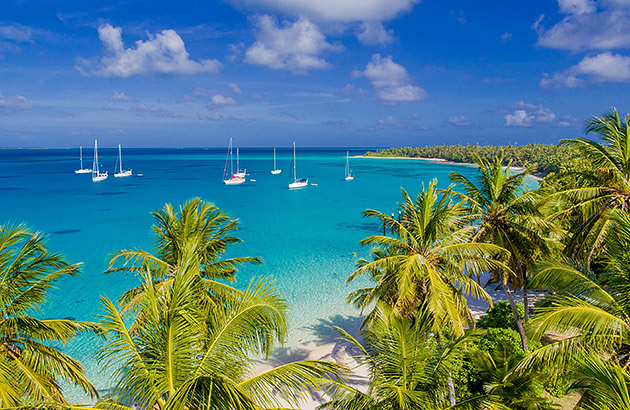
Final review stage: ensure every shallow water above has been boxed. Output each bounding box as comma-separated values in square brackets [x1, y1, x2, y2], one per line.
[0, 147, 538, 399]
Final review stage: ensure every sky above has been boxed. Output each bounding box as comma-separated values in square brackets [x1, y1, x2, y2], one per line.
[1, 0, 629, 148]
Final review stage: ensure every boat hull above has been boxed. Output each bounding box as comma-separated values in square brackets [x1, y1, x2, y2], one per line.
[224, 177, 245, 185]
[271, 169, 282, 174]
[289, 178, 308, 189]
[92, 173, 108, 182]
[345, 175, 354, 181]
[75, 169, 92, 174]
[114, 170, 132, 178]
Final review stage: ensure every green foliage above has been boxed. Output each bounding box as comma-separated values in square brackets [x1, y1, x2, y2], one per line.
[365, 143, 579, 174]
[477, 301, 524, 331]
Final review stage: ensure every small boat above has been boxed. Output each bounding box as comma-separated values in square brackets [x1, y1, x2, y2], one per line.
[74, 146, 92, 173]
[234, 147, 247, 178]
[114, 144, 132, 178]
[223, 138, 245, 185]
[344, 151, 354, 181]
[289, 142, 308, 189]
[271, 148, 281, 174]
[91, 139, 108, 182]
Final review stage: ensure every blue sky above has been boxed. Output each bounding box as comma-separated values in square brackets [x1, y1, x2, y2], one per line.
[1, 0, 629, 147]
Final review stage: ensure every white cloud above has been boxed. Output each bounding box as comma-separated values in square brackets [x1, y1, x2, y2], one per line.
[536, 1, 630, 51]
[557, 114, 580, 127]
[504, 101, 556, 127]
[356, 22, 394, 45]
[244, 16, 342, 73]
[209, 94, 239, 106]
[377, 114, 425, 130]
[355, 54, 427, 103]
[134, 103, 182, 118]
[448, 115, 471, 127]
[110, 90, 132, 101]
[77, 24, 222, 77]
[322, 117, 352, 126]
[0, 91, 32, 111]
[541, 52, 630, 88]
[198, 112, 223, 121]
[227, 0, 419, 23]
[500, 32, 512, 42]
[229, 83, 242, 94]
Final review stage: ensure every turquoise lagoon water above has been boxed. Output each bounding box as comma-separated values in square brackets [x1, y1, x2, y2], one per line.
[0, 148, 537, 398]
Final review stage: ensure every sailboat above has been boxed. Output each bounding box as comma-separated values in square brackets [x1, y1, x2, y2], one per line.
[91, 139, 108, 182]
[74, 146, 91, 173]
[344, 151, 354, 181]
[114, 144, 132, 177]
[271, 148, 281, 174]
[288, 142, 308, 189]
[234, 147, 247, 178]
[223, 138, 245, 185]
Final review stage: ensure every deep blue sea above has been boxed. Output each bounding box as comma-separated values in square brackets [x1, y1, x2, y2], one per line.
[0, 147, 538, 399]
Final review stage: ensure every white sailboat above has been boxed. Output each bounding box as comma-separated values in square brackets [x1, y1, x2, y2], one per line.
[234, 147, 247, 178]
[223, 138, 245, 185]
[74, 146, 92, 173]
[344, 151, 354, 181]
[91, 139, 108, 182]
[288, 142, 308, 189]
[271, 148, 281, 174]
[114, 144, 132, 177]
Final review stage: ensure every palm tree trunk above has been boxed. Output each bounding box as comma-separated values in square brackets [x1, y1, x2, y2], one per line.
[522, 274, 529, 323]
[435, 333, 457, 406]
[499, 271, 528, 352]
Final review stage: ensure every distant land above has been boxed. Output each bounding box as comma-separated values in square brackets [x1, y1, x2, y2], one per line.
[364, 143, 579, 176]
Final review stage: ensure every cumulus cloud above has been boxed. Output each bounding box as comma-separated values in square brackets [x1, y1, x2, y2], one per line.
[110, 90, 132, 101]
[376, 114, 425, 130]
[227, 0, 419, 23]
[541, 52, 630, 88]
[503, 101, 556, 127]
[355, 54, 427, 103]
[245, 16, 342, 73]
[448, 115, 471, 127]
[500, 32, 512, 42]
[209, 94, 238, 106]
[322, 117, 352, 126]
[198, 112, 223, 121]
[356, 22, 394, 45]
[77, 24, 222, 77]
[536, 0, 630, 51]
[229, 83, 242, 94]
[134, 103, 182, 118]
[0, 91, 32, 111]
[557, 114, 580, 127]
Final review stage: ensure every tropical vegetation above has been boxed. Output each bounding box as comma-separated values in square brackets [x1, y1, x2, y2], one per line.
[6, 108, 630, 409]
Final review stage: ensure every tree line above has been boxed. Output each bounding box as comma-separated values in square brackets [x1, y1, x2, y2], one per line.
[2, 108, 630, 409]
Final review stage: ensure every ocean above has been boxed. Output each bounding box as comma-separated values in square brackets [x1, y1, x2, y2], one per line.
[0, 147, 538, 399]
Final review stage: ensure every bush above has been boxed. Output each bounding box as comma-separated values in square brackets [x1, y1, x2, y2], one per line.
[477, 301, 524, 331]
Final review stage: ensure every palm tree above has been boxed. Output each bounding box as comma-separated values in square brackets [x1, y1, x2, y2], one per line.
[0, 224, 101, 406]
[107, 198, 261, 315]
[572, 355, 630, 410]
[347, 180, 504, 405]
[526, 209, 630, 371]
[450, 153, 550, 351]
[320, 303, 499, 410]
[553, 108, 630, 261]
[97, 244, 346, 410]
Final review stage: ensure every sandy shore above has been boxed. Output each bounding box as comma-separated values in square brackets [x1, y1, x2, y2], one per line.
[353, 155, 544, 180]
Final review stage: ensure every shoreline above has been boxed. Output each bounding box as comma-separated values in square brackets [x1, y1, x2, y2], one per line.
[353, 155, 545, 180]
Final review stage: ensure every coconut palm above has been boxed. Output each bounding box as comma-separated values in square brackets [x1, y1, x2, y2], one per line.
[571, 355, 630, 410]
[450, 153, 550, 351]
[320, 303, 500, 410]
[348, 180, 501, 335]
[107, 198, 261, 315]
[526, 209, 630, 371]
[347, 180, 505, 406]
[554, 108, 630, 262]
[97, 243, 346, 410]
[0, 224, 101, 406]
